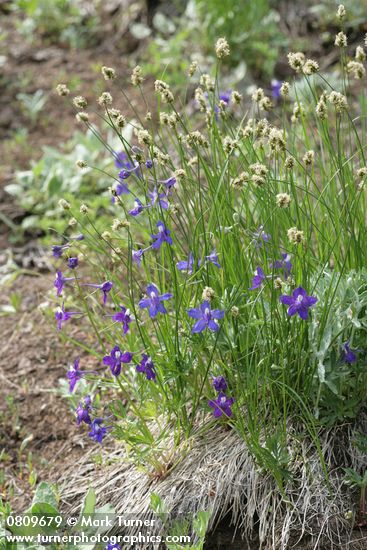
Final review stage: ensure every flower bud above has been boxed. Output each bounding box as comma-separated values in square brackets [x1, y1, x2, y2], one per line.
[58, 199, 71, 210]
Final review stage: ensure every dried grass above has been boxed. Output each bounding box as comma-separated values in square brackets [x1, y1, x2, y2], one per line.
[58, 415, 367, 549]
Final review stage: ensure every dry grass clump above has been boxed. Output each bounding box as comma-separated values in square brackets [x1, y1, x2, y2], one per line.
[59, 416, 367, 549]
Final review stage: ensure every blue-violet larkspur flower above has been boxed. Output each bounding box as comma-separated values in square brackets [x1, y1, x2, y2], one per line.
[252, 226, 271, 248]
[151, 220, 173, 249]
[54, 270, 78, 296]
[149, 187, 168, 210]
[67, 257, 79, 269]
[200, 249, 220, 268]
[176, 253, 194, 274]
[208, 393, 234, 418]
[113, 182, 130, 200]
[136, 354, 156, 381]
[81, 281, 113, 305]
[88, 418, 108, 444]
[271, 79, 282, 99]
[139, 284, 173, 318]
[249, 266, 266, 290]
[187, 301, 225, 333]
[67, 358, 83, 392]
[132, 248, 144, 266]
[110, 306, 133, 334]
[341, 341, 357, 364]
[212, 375, 227, 392]
[103, 346, 133, 376]
[115, 151, 135, 170]
[52, 244, 69, 258]
[159, 176, 176, 190]
[129, 198, 144, 217]
[271, 253, 292, 278]
[55, 303, 82, 331]
[280, 287, 317, 320]
[76, 395, 92, 425]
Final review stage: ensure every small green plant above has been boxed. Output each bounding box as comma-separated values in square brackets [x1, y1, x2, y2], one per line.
[13, 0, 100, 49]
[16, 90, 47, 125]
[5, 129, 119, 237]
[142, 0, 286, 86]
[0, 292, 22, 316]
[344, 468, 367, 517]
[1, 397, 21, 438]
[0, 484, 115, 549]
[195, 0, 286, 77]
[150, 493, 211, 549]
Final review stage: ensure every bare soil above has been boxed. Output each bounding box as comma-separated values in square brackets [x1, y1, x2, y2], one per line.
[0, 273, 92, 511]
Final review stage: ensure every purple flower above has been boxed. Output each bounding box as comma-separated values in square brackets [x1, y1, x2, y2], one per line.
[201, 249, 220, 268]
[249, 266, 266, 290]
[146, 159, 153, 169]
[132, 248, 144, 266]
[52, 244, 69, 258]
[106, 543, 121, 550]
[76, 395, 92, 425]
[115, 151, 135, 170]
[111, 306, 133, 334]
[136, 354, 156, 381]
[70, 234, 84, 241]
[81, 281, 113, 305]
[271, 253, 292, 278]
[119, 169, 131, 180]
[129, 198, 144, 216]
[67, 257, 79, 269]
[187, 301, 225, 333]
[151, 220, 173, 249]
[215, 90, 231, 115]
[115, 151, 142, 180]
[54, 270, 77, 296]
[252, 226, 271, 248]
[341, 341, 357, 364]
[208, 393, 234, 418]
[103, 345, 133, 376]
[116, 152, 141, 180]
[176, 253, 194, 274]
[280, 287, 317, 320]
[212, 375, 227, 393]
[113, 182, 130, 197]
[271, 79, 282, 99]
[55, 303, 82, 331]
[160, 176, 176, 190]
[149, 187, 168, 210]
[67, 358, 83, 392]
[219, 90, 231, 105]
[139, 283, 173, 318]
[88, 418, 108, 444]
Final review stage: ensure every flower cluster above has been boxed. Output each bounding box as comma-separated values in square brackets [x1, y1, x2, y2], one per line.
[53, 30, 366, 456]
[208, 376, 234, 418]
[74, 394, 110, 444]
